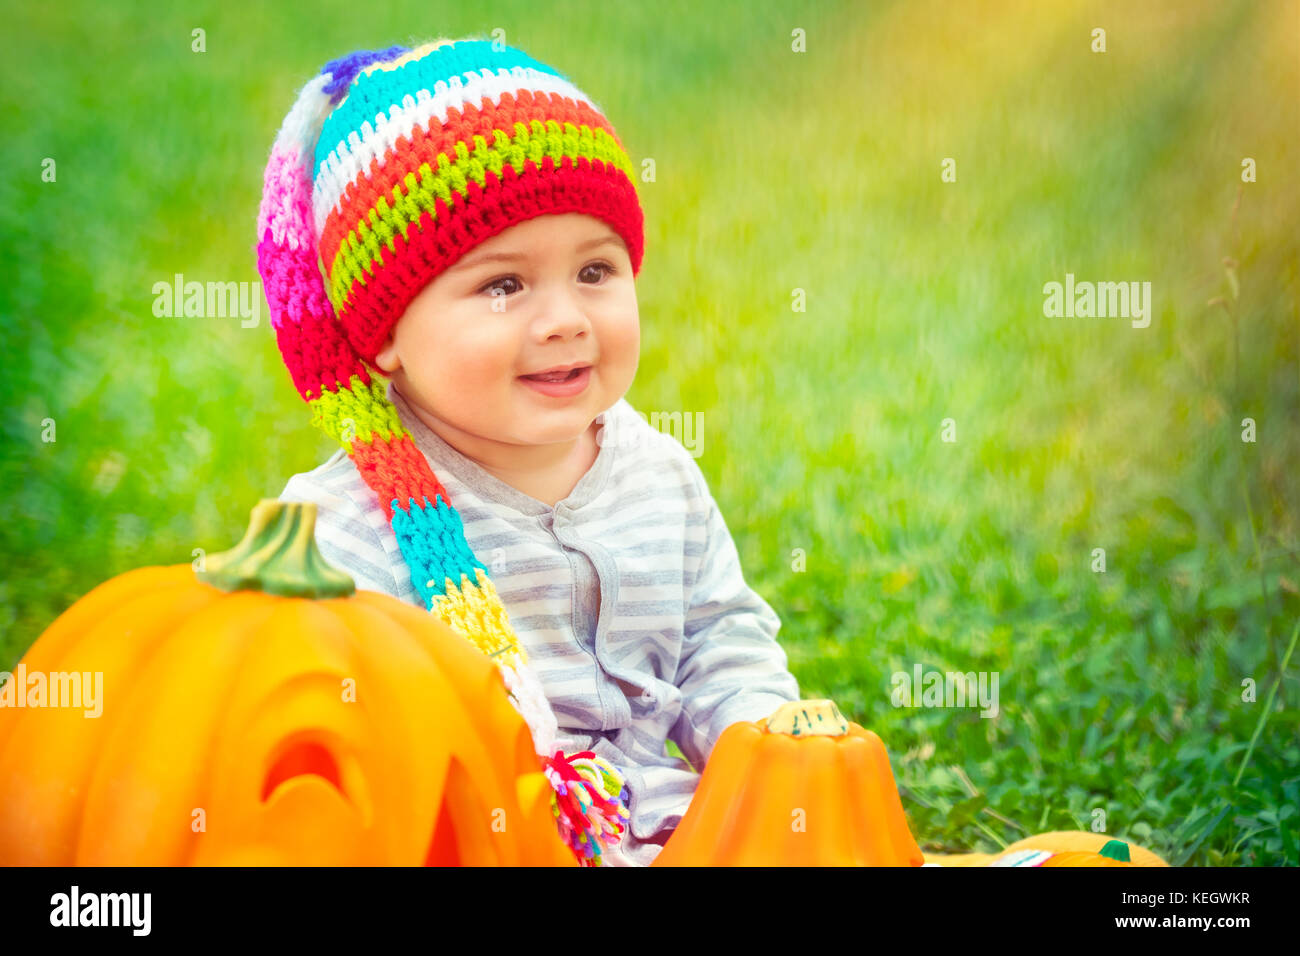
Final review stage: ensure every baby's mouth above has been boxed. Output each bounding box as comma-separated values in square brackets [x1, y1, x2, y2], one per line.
[520, 366, 589, 383]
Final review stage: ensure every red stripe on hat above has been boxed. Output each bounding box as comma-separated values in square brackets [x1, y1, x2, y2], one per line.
[274, 311, 372, 402]
[350, 429, 450, 523]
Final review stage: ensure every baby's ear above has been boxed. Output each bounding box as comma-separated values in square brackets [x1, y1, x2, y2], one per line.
[373, 330, 400, 373]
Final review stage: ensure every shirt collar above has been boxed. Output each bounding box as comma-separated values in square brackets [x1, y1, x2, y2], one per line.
[387, 378, 620, 516]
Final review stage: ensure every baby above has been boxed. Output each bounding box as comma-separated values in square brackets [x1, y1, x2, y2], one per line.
[259, 36, 800, 866]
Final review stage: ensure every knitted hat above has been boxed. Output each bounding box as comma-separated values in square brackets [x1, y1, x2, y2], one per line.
[255, 35, 646, 865]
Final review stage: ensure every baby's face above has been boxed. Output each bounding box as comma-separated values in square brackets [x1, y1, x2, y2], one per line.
[374, 213, 639, 447]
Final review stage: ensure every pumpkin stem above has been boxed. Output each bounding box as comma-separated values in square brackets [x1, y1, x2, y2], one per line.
[198, 499, 356, 598]
[1099, 839, 1132, 862]
[760, 699, 850, 736]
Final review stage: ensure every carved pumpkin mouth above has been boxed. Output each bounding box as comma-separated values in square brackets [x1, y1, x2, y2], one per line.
[259, 740, 499, 866]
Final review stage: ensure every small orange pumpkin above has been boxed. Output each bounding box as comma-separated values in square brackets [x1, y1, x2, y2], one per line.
[0, 499, 573, 866]
[653, 700, 925, 866]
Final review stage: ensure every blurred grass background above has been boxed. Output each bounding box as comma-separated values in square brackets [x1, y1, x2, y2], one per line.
[2, 0, 1297, 864]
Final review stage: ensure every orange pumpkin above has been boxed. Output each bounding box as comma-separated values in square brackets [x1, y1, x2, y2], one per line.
[653, 700, 925, 866]
[0, 499, 573, 866]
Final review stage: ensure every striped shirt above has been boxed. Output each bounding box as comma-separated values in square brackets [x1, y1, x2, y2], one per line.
[277, 380, 801, 865]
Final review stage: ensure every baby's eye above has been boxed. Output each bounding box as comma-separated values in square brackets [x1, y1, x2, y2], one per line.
[579, 261, 616, 284]
[480, 275, 522, 298]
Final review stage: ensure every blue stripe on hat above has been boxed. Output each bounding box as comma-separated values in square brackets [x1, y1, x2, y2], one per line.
[390, 492, 490, 608]
[314, 39, 570, 179]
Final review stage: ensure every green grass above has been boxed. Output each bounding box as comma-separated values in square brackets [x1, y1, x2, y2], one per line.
[2, 0, 1297, 864]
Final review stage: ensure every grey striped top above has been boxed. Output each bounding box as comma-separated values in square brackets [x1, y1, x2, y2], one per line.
[277, 380, 800, 866]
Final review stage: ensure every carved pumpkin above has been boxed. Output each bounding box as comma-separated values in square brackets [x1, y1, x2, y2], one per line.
[653, 700, 926, 866]
[0, 500, 574, 867]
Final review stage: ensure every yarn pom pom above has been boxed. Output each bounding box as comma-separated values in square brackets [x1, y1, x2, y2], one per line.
[319, 45, 410, 103]
[543, 749, 631, 866]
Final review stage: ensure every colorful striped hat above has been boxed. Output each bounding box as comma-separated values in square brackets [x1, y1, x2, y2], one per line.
[255, 36, 646, 865]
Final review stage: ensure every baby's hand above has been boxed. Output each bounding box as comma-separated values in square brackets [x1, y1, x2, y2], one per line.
[759, 699, 850, 736]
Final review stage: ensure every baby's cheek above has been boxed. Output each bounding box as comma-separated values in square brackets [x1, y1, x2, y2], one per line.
[439, 336, 516, 403]
[463, 334, 517, 384]
[602, 318, 640, 378]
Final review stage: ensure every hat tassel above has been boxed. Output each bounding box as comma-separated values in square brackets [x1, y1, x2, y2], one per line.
[543, 750, 631, 866]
